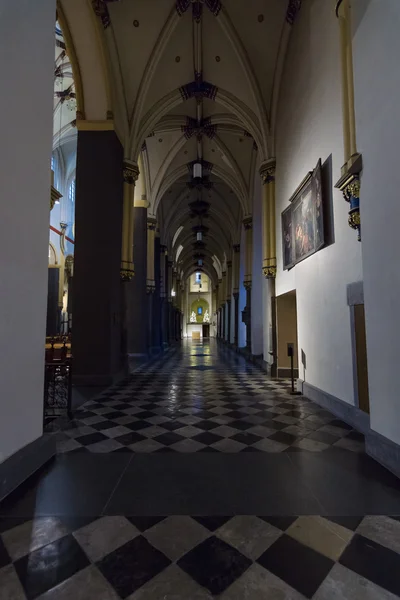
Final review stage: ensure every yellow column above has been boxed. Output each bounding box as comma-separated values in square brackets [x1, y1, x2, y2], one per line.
[121, 161, 139, 281]
[146, 217, 156, 293]
[335, 0, 362, 239]
[260, 159, 276, 279]
[243, 217, 253, 289]
[336, 0, 358, 168]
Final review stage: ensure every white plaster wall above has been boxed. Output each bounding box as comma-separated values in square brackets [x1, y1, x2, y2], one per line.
[275, 0, 362, 403]
[252, 172, 263, 355]
[352, 0, 400, 443]
[0, 0, 56, 462]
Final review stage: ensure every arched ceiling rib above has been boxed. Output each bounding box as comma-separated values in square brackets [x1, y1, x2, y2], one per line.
[64, 0, 303, 274]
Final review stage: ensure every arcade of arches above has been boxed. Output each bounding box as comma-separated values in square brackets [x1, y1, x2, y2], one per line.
[2, 1, 400, 598]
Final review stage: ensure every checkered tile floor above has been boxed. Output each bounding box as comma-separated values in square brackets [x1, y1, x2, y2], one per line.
[2, 514, 400, 598]
[54, 342, 365, 454]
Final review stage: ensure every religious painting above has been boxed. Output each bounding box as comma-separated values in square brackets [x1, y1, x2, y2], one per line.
[282, 159, 324, 270]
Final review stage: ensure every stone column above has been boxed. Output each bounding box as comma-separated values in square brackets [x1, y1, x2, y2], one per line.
[226, 260, 232, 343]
[335, 0, 362, 240]
[160, 245, 168, 349]
[260, 160, 277, 375]
[120, 162, 138, 281]
[243, 217, 253, 352]
[232, 244, 240, 347]
[125, 199, 148, 357]
[167, 260, 173, 343]
[147, 216, 157, 354]
[221, 270, 227, 340]
[151, 234, 162, 354]
[73, 130, 124, 385]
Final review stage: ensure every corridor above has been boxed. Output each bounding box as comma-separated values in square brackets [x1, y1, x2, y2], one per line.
[1, 342, 400, 599]
[57, 340, 363, 455]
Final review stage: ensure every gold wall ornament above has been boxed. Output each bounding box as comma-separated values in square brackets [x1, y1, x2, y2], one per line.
[335, 155, 362, 241]
[263, 265, 277, 279]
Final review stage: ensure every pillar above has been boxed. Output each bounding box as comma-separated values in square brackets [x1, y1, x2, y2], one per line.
[147, 217, 157, 354]
[260, 160, 277, 376]
[226, 260, 232, 343]
[221, 270, 227, 340]
[73, 129, 124, 385]
[126, 201, 147, 357]
[150, 234, 162, 354]
[167, 260, 173, 342]
[243, 217, 253, 351]
[233, 244, 240, 347]
[335, 0, 362, 240]
[0, 0, 56, 464]
[120, 162, 138, 280]
[160, 245, 168, 349]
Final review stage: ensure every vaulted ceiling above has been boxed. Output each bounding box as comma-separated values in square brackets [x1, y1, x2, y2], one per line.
[59, 0, 301, 283]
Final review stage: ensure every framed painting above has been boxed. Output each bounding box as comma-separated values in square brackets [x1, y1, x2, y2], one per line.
[282, 159, 324, 270]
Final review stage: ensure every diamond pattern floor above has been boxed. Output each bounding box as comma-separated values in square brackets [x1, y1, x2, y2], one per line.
[2, 514, 400, 599]
[54, 341, 365, 455]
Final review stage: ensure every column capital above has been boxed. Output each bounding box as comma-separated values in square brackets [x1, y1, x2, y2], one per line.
[243, 216, 252, 230]
[227, 260, 232, 268]
[233, 244, 240, 253]
[263, 265, 277, 279]
[260, 158, 276, 184]
[160, 244, 167, 254]
[123, 161, 139, 184]
[222, 270, 227, 277]
[147, 217, 157, 231]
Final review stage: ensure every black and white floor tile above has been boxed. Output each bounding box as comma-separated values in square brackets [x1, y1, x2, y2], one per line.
[1, 514, 400, 599]
[54, 343, 365, 454]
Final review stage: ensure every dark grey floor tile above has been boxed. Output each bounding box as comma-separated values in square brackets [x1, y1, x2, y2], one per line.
[0, 536, 11, 568]
[0, 454, 132, 517]
[97, 535, 170, 597]
[287, 451, 400, 515]
[325, 516, 364, 531]
[104, 454, 323, 515]
[257, 534, 334, 598]
[178, 535, 252, 595]
[340, 533, 400, 596]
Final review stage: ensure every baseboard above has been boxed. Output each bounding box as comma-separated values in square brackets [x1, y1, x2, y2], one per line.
[298, 380, 370, 434]
[0, 434, 56, 502]
[365, 429, 400, 480]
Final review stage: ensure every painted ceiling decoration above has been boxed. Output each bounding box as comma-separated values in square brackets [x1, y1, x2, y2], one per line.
[92, 0, 120, 29]
[61, 0, 303, 282]
[176, 0, 222, 21]
[179, 73, 218, 103]
[286, 0, 302, 25]
[182, 117, 217, 141]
